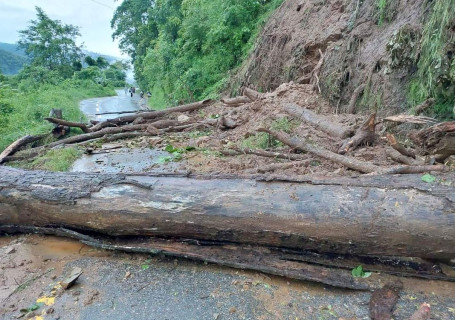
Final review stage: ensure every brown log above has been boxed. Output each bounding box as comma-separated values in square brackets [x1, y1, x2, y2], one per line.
[244, 159, 311, 174]
[102, 99, 214, 126]
[374, 164, 448, 175]
[229, 147, 308, 161]
[259, 128, 380, 173]
[284, 103, 354, 139]
[242, 87, 263, 101]
[0, 167, 454, 260]
[45, 117, 90, 133]
[414, 98, 435, 115]
[102, 132, 155, 143]
[220, 96, 252, 105]
[386, 133, 416, 159]
[347, 84, 366, 114]
[385, 148, 420, 166]
[409, 121, 455, 155]
[0, 135, 43, 164]
[338, 113, 376, 154]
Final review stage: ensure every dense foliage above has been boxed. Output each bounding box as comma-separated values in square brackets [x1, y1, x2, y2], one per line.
[0, 8, 126, 151]
[112, 0, 284, 105]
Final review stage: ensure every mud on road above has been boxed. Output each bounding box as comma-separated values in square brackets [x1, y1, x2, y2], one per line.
[1, 235, 455, 320]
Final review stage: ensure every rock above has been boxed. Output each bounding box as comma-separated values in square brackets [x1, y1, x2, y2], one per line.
[61, 267, 82, 290]
[410, 303, 431, 320]
[177, 114, 190, 122]
[5, 247, 15, 254]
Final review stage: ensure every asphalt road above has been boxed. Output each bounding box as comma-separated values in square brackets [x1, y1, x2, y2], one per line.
[79, 89, 144, 121]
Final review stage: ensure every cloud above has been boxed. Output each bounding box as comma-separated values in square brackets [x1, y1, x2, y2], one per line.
[0, 0, 126, 58]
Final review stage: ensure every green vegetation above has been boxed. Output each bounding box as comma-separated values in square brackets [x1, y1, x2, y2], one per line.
[408, 0, 455, 118]
[0, 49, 29, 75]
[0, 7, 124, 154]
[351, 265, 371, 278]
[376, 0, 399, 26]
[0, 79, 115, 151]
[10, 147, 83, 172]
[112, 0, 284, 105]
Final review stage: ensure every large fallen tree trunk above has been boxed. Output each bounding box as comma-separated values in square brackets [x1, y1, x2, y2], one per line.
[284, 103, 353, 139]
[0, 135, 43, 164]
[0, 167, 454, 260]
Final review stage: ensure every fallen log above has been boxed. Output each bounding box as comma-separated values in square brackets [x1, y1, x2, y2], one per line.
[0, 166, 454, 260]
[45, 118, 90, 133]
[0, 135, 43, 164]
[386, 133, 416, 159]
[284, 103, 353, 139]
[228, 147, 308, 161]
[338, 113, 376, 154]
[103, 99, 214, 126]
[243, 87, 263, 101]
[244, 159, 311, 174]
[259, 128, 380, 173]
[220, 96, 252, 106]
[385, 148, 420, 166]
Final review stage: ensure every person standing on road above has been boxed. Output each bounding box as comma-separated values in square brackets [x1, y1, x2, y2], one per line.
[124, 85, 128, 95]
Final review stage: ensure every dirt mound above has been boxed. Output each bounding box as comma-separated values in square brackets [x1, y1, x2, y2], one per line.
[231, 0, 427, 116]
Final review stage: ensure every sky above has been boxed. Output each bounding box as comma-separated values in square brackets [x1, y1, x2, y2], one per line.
[0, 0, 125, 58]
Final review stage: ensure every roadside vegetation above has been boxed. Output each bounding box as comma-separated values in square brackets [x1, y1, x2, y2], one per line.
[111, 0, 284, 105]
[0, 7, 127, 152]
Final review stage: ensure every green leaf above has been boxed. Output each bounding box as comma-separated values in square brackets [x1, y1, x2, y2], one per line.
[165, 144, 177, 153]
[421, 174, 436, 183]
[184, 146, 196, 151]
[157, 156, 173, 164]
[141, 264, 150, 270]
[351, 265, 371, 278]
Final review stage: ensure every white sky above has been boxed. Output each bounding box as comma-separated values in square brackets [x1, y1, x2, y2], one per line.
[0, 0, 126, 58]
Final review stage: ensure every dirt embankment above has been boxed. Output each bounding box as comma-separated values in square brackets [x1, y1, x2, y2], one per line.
[233, 0, 428, 116]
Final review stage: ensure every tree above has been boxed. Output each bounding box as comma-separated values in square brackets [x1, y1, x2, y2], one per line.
[18, 7, 83, 77]
[96, 56, 109, 69]
[84, 56, 97, 67]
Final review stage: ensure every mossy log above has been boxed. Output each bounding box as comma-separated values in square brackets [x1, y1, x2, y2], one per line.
[0, 167, 454, 260]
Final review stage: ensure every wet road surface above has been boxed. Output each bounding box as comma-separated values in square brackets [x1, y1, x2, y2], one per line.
[79, 89, 146, 122]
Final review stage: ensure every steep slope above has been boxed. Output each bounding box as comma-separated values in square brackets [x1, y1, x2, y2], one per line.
[234, 0, 454, 118]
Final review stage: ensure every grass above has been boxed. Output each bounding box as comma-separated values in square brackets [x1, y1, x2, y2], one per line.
[148, 85, 168, 110]
[376, 0, 398, 26]
[10, 147, 83, 172]
[0, 79, 115, 151]
[408, 0, 455, 119]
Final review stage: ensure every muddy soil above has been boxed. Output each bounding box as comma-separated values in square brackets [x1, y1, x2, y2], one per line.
[1, 235, 455, 320]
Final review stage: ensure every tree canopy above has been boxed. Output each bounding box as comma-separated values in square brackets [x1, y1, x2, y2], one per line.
[18, 7, 83, 77]
[111, 0, 283, 105]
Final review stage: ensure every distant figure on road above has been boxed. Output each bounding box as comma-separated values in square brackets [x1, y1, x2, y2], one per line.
[129, 87, 133, 98]
[124, 85, 128, 95]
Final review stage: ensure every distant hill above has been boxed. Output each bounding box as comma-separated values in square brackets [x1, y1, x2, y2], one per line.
[0, 48, 29, 75]
[0, 42, 122, 75]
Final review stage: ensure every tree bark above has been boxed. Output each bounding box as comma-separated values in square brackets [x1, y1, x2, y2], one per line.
[243, 87, 263, 101]
[102, 99, 214, 126]
[338, 113, 376, 154]
[221, 96, 252, 105]
[0, 135, 43, 164]
[0, 166, 454, 260]
[260, 128, 380, 173]
[284, 103, 353, 139]
[45, 118, 91, 133]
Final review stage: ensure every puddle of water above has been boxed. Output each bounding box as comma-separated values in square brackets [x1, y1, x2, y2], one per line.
[71, 147, 182, 173]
